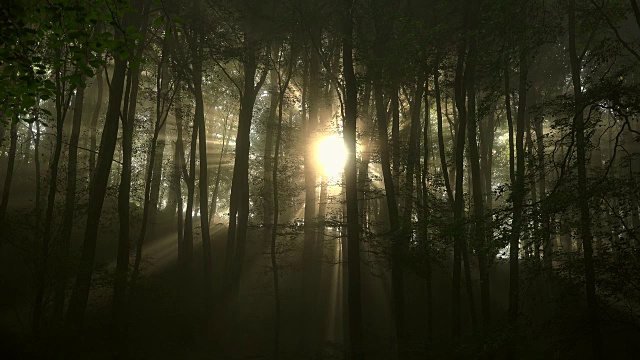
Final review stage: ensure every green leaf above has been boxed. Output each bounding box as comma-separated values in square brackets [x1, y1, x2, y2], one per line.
[154, 15, 164, 27]
[125, 24, 137, 34]
[24, 96, 35, 109]
[118, 50, 130, 61]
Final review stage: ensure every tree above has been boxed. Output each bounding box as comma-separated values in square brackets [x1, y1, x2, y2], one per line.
[568, 0, 602, 356]
[67, 0, 148, 328]
[343, 0, 363, 358]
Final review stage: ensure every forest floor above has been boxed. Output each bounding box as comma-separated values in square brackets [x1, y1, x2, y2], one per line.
[1, 206, 640, 359]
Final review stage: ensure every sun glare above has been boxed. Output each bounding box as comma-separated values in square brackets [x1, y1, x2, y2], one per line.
[317, 134, 347, 178]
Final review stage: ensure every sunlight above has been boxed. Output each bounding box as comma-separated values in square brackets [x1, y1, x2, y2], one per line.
[317, 134, 347, 178]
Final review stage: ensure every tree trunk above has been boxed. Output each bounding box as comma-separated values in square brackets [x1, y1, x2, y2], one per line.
[358, 80, 372, 230]
[0, 121, 18, 250]
[374, 81, 400, 231]
[480, 106, 496, 258]
[302, 27, 320, 343]
[114, 6, 151, 336]
[262, 66, 278, 242]
[182, 106, 199, 286]
[343, 1, 363, 357]
[66, 8, 136, 325]
[434, 67, 454, 206]
[113, 63, 136, 338]
[270, 48, 293, 360]
[192, 34, 214, 313]
[508, 50, 527, 327]
[451, 40, 468, 343]
[223, 35, 266, 301]
[568, 0, 602, 357]
[396, 76, 424, 356]
[464, 17, 491, 328]
[527, 112, 539, 263]
[33, 60, 73, 334]
[536, 115, 551, 270]
[131, 31, 172, 293]
[54, 79, 86, 321]
[209, 115, 230, 224]
[391, 82, 400, 190]
[422, 75, 433, 344]
[174, 89, 186, 271]
[148, 116, 167, 237]
[270, 91, 283, 360]
[89, 70, 103, 180]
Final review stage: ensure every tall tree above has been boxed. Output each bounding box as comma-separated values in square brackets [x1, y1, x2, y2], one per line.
[568, 0, 602, 357]
[223, 29, 268, 300]
[89, 70, 103, 179]
[508, 36, 528, 328]
[114, 2, 150, 329]
[451, 38, 468, 342]
[54, 68, 87, 321]
[33, 43, 75, 334]
[0, 121, 18, 250]
[131, 24, 175, 293]
[343, 0, 363, 357]
[66, 0, 147, 327]
[190, 0, 214, 313]
[464, 0, 491, 327]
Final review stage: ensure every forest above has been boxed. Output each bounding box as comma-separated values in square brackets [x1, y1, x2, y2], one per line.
[1, 0, 640, 359]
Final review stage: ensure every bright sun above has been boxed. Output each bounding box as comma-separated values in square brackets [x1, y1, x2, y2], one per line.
[317, 134, 347, 178]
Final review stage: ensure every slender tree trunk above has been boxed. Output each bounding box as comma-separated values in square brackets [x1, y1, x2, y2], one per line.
[33, 60, 72, 334]
[536, 115, 551, 270]
[451, 40, 468, 343]
[23, 121, 32, 163]
[174, 89, 186, 270]
[113, 65, 136, 337]
[148, 34, 175, 224]
[374, 80, 400, 233]
[209, 115, 230, 224]
[358, 80, 372, 230]
[0, 121, 18, 250]
[131, 32, 173, 292]
[182, 109, 198, 285]
[480, 107, 495, 255]
[302, 28, 320, 344]
[34, 120, 42, 224]
[505, 65, 515, 186]
[343, 1, 363, 357]
[54, 79, 86, 321]
[464, 16, 491, 328]
[114, 7, 150, 336]
[270, 92, 283, 360]
[223, 36, 266, 301]
[270, 48, 293, 360]
[568, 0, 602, 357]
[66, 9, 135, 325]
[508, 50, 528, 327]
[0, 118, 5, 147]
[392, 82, 400, 190]
[263, 66, 278, 242]
[148, 116, 167, 236]
[527, 113, 539, 263]
[89, 70, 103, 180]
[192, 39, 213, 313]
[372, 8, 400, 251]
[34, 123, 42, 308]
[396, 77, 424, 356]
[422, 75, 433, 345]
[434, 67, 454, 206]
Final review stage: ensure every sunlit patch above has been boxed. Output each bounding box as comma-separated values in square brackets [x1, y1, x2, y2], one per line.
[317, 134, 347, 178]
